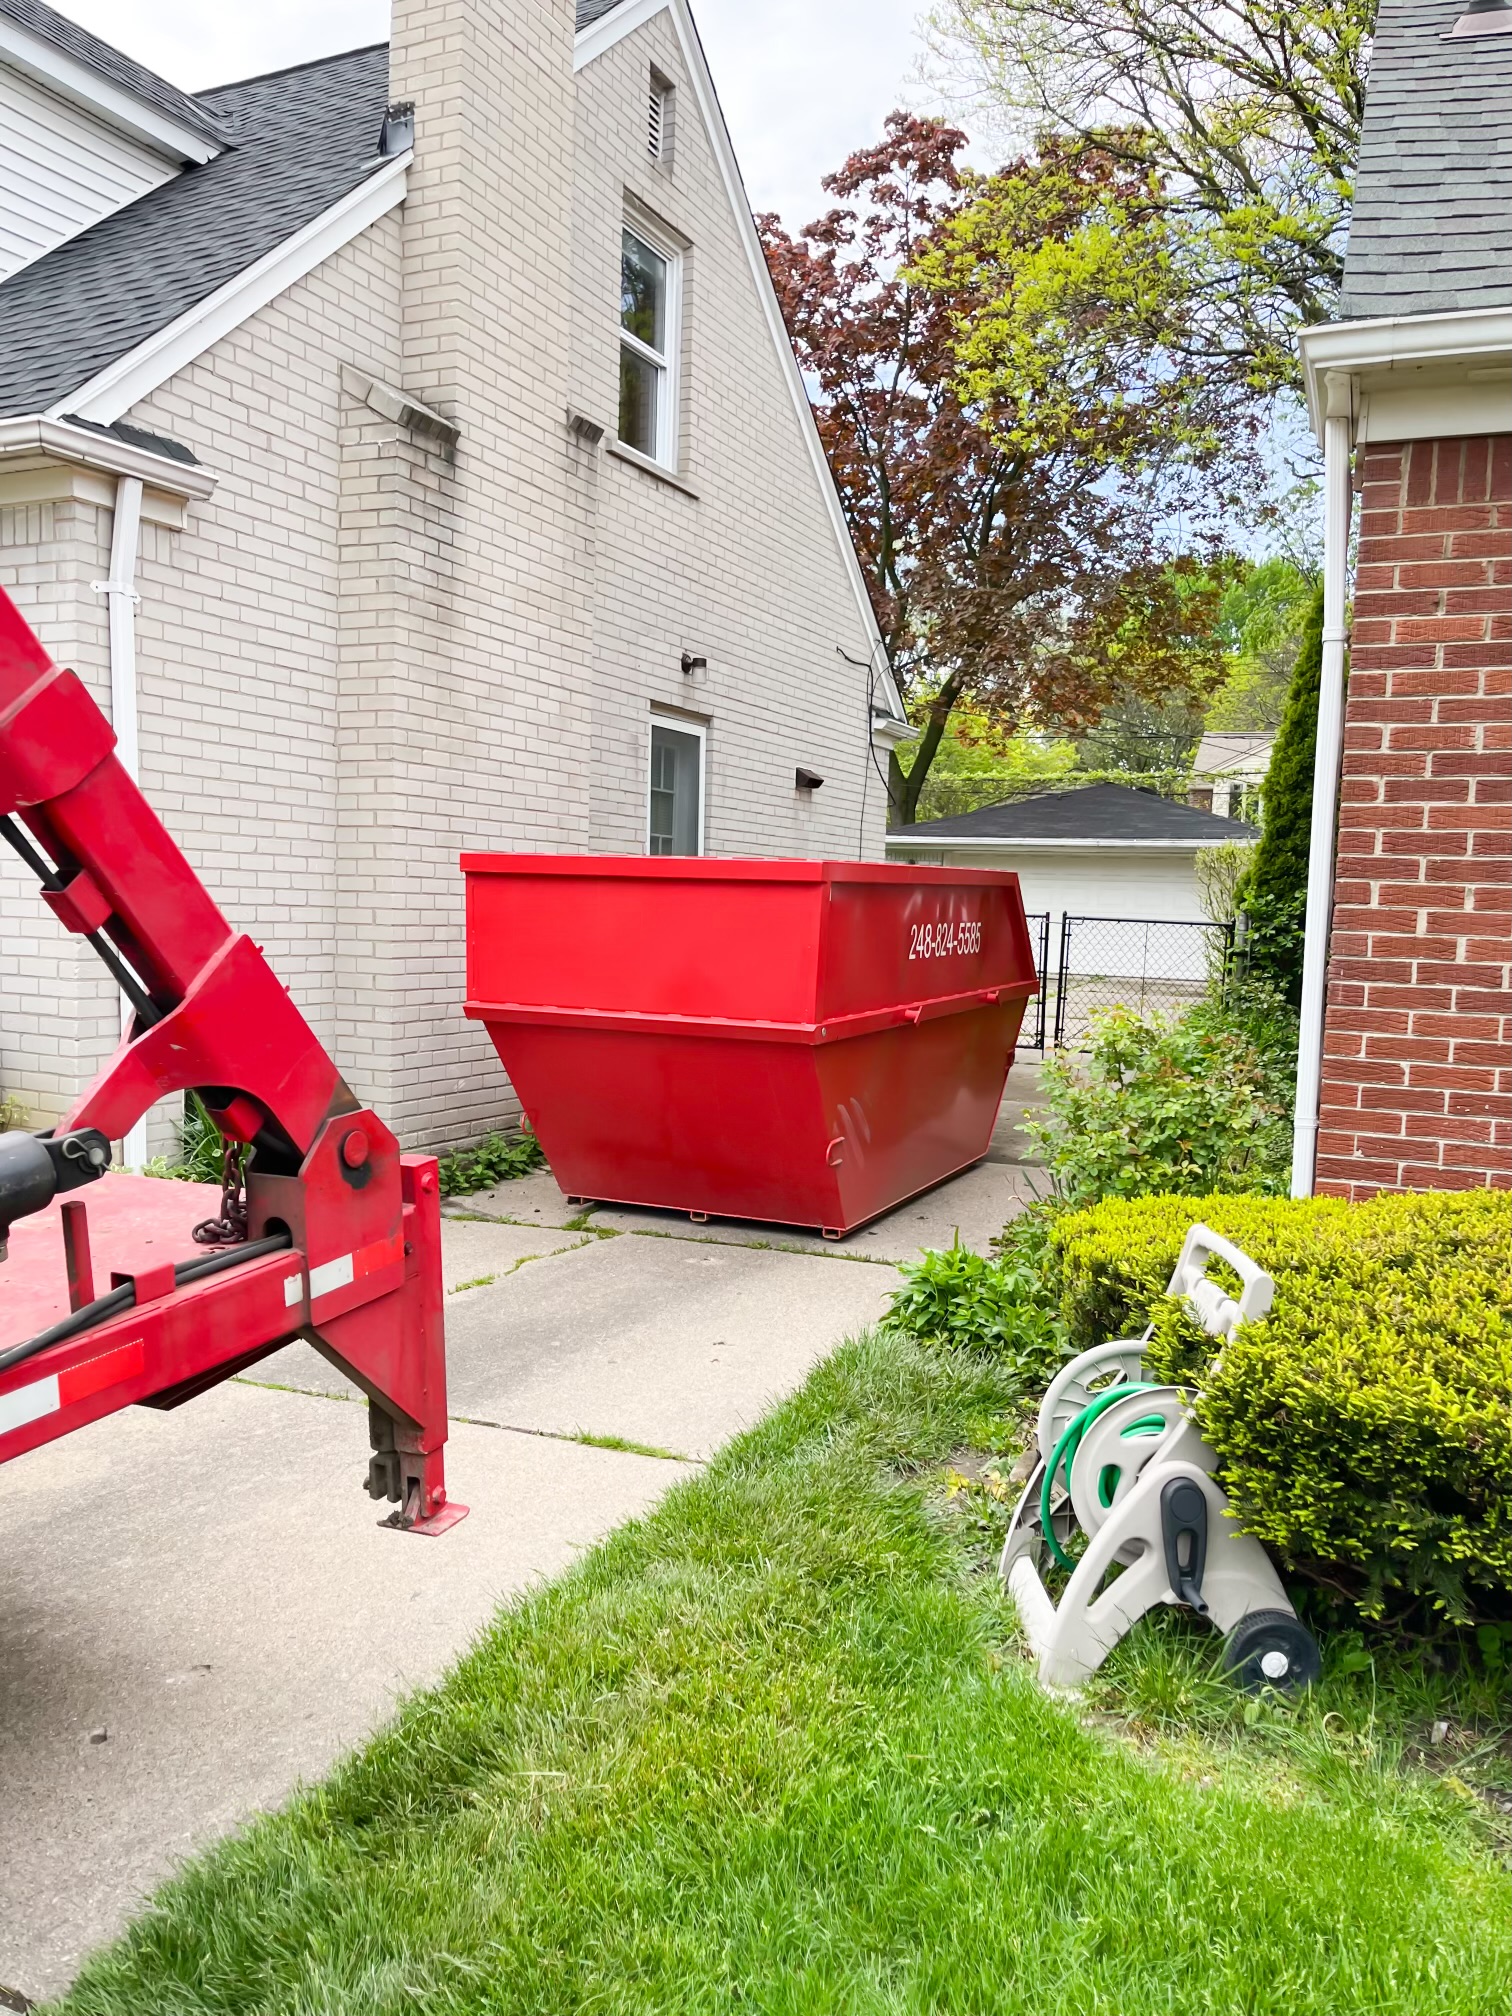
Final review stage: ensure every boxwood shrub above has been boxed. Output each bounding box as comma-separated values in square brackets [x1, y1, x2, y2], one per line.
[1046, 1190, 1512, 1627]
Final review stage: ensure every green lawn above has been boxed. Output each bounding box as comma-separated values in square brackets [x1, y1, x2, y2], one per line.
[54, 1334, 1509, 2016]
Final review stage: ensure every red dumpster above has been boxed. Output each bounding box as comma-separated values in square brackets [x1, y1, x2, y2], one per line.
[461, 857, 1037, 1236]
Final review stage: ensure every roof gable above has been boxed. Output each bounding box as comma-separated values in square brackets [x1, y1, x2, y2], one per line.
[0, 0, 227, 148]
[1341, 0, 1512, 320]
[897, 782, 1259, 845]
[0, 43, 391, 419]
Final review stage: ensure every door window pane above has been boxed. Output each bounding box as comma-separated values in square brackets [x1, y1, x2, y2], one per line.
[648, 724, 702, 855]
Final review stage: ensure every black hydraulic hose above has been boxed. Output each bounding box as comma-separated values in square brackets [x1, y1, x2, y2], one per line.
[0, 1230, 294, 1379]
[0, 813, 161, 1028]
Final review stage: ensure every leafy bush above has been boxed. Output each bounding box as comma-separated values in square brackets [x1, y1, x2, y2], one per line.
[436, 1127, 545, 1198]
[144, 1092, 232, 1184]
[1048, 1190, 1512, 1626]
[882, 1217, 1067, 1390]
[0, 1091, 27, 1131]
[1029, 999, 1292, 1206]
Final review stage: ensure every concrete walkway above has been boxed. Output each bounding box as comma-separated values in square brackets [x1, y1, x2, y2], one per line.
[0, 1089, 1042, 2005]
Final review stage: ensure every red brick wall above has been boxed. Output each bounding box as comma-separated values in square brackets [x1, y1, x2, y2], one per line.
[1316, 433, 1511, 1200]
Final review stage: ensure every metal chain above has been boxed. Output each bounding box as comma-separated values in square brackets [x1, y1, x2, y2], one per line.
[192, 1136, 250, 1246]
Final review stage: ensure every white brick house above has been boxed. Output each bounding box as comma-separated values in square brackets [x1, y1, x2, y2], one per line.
[0, 0, 908, 1153]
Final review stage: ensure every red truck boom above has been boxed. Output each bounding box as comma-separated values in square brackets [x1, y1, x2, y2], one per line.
[0, 585, 463, 1533]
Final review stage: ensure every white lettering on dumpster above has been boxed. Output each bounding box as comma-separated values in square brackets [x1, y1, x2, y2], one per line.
[908, 919, 981, 960]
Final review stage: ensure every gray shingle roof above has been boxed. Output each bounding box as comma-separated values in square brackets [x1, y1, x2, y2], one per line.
[894, 782, 1258, 845]
[1340, 0, 1512, 319]
[0, 0, 227, 146]
[0, 44, 390, 418]
[575, 0, 632, 26]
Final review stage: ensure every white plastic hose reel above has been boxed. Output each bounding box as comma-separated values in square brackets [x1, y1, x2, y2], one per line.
[1001, 1223, 1320, 1695]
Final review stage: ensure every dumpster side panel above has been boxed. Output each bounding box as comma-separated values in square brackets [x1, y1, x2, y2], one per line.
[466, 864, 824, 1025]
[816, 869, 1034, 1022]
[816, 997, 1028, 1228]
[484, 1025, 841, 1226]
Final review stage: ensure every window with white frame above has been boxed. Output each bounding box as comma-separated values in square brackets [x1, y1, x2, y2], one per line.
[619, 225, 678, 465]
[647, 720, 704, 855]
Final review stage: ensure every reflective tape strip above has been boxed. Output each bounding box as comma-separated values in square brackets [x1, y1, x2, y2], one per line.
[308, 1252, 355, 1300]
[0, 1374, 58, 1437]
[306, 1233, 403, 1309]
[1, 1337, 145, 1438]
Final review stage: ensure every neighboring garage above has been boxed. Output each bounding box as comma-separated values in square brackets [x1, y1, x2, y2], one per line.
[887, 783, 1258, 1005]
[888, 782, 1257, 919]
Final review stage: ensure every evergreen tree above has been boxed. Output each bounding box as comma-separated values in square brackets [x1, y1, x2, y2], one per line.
[1239, 584, 1325, 1004]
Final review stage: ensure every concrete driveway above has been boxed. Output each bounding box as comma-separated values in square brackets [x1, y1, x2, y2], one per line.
[0, 1119, 1038, 2006]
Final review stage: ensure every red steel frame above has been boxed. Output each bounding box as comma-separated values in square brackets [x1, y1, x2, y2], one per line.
[0, 585, 464, 1533]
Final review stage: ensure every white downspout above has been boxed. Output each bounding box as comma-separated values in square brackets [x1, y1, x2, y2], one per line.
[1290, 373, 1354, 1197]
[95, 475, 148, 1171]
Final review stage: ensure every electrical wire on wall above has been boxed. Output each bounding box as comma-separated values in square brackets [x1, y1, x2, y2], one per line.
[837, 641, 903, 856]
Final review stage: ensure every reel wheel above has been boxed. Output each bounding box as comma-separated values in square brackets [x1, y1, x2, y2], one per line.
[1221, 1609, 1321, 1695]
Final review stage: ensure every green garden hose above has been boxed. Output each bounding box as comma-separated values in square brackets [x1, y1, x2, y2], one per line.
[1039, 1383, 1168, 1571]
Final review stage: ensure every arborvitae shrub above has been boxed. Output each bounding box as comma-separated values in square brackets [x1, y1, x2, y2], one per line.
[1239, 583, 1325, 1004]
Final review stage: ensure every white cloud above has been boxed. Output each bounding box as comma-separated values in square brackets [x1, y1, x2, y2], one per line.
[51, 0, 941, 229]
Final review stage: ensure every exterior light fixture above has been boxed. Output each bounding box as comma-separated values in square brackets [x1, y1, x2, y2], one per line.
[795, 767, 824, 791]
[680, 651, 707, 676]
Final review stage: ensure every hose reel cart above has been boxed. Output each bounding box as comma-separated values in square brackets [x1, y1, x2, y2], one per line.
[1002, 1223, 1320, 1694]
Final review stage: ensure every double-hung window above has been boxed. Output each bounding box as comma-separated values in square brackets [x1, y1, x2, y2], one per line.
[619, 226, 677, 466]
[647, 721, 704, 855]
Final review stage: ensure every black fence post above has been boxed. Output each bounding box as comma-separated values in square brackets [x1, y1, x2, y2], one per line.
[1053, 911, 1073, 1048]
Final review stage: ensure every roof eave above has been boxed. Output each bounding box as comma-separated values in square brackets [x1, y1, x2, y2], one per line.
[1297, 305, 1512, 444]
[0, 413, 217, 497]
[0, 12, 225, 162]
[884, 833, 1254, 851]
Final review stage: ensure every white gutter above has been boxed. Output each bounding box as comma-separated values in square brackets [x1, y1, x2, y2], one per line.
[94, 476, 149, 1171]
[884, 835, 1241, 852]
[0, 414, 217, 499]
[1290, 374, 1354, 1198]
[1297, 306, 1512, 438]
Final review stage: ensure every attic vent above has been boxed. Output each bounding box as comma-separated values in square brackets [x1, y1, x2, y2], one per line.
[648, 73, 672, 160]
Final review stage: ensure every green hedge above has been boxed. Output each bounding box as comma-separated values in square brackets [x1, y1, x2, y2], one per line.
[1047, 1190, 1512, 1626]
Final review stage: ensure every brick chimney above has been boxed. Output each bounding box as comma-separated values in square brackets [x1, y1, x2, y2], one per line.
[334, 0, 591, 1145]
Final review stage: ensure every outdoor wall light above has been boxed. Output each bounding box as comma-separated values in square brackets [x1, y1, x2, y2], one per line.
[680, 651, 707, 675]
[795, 768, 825, 791]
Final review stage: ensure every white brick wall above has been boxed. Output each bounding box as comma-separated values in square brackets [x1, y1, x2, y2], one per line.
[0, 0, 889, 1153]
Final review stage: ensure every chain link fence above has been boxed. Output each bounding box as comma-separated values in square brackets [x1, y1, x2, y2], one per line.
[1050, 914, 1234, 1049]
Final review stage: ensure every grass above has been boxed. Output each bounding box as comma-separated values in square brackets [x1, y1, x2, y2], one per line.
[567, 1428, 690, 1462]
[50, 1332, 1509, 2016]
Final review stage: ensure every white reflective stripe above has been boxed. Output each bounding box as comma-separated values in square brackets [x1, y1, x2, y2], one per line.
[0, 1374, 59, 1437]
[283, 1273, 304, 1308]
[308, 1252, 355, 1300]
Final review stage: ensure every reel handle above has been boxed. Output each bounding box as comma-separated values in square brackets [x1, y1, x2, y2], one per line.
[1168, 1223, 1273, 1342]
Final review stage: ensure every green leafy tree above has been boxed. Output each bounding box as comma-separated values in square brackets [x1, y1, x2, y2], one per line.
[1209, 555, 1320, 731]
[761, 116, 1243, 824]
[1238, 582, 1325, 1002]
[926, 0, 1370, 395]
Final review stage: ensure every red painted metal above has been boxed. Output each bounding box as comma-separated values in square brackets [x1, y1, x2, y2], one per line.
[0, 585, 463, 1530]
[463, 855, 1037, 1235]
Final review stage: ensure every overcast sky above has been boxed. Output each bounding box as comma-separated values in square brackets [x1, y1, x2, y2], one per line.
[51, 0, 953, 235]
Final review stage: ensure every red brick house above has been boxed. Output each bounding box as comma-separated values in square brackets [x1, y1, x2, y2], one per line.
[1290, 0, 1511, 1201]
